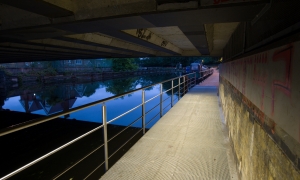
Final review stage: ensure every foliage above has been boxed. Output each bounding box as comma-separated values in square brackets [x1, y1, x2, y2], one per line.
[83, 82, 101, 97]
[111, 58, 138, 72]
[17, 76, 23, 87]
[0, 66, 13, 76]
[103, 77, 139, 97]
[36, 85, 64, 106]
[102, 74, 177, 98]
[138, 56, 221, 67]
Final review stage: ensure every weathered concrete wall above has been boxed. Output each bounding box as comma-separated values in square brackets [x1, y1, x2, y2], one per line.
[219, 41, 300, 179]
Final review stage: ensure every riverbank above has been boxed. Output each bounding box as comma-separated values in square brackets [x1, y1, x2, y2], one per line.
[1, 67, 180, 87]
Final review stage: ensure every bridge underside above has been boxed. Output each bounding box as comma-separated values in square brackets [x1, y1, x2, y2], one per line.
[0, 0, 267, 63]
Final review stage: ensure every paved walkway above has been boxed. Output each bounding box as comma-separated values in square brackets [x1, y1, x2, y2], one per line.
[100, 70, 238, 180]
[200, 68, 219, 87]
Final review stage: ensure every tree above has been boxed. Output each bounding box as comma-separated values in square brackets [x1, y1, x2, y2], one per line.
[111, 58, 138, 72]
[84, 82, 101, 97]
[103, 77, 139, 97]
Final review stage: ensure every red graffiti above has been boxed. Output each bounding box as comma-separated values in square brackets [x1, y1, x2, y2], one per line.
[237, 61, 242, 90]
[271, 46, 292, 115]
[242, 59, 247, 94]
[253, 52, 268, 110]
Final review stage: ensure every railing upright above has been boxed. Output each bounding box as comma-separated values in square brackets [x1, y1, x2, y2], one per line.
[160, 83, 163, 117]
[102, 103, 109, 171]
[188, 75, 191, 89]
[142, 90, 146, 134]
[184, 76, 186, 94]
[171, 80, 173, 107]
[178, 77, 180, 100]
[194, 72, 196, 86]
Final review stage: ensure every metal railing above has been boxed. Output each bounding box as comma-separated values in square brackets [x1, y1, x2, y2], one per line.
[198, 69, 214, 83]
[0, 72, 197, 180]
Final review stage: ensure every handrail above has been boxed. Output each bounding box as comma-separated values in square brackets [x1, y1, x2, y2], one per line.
[0, 72, 196, 137]
[0, 124, 105, 180]
[0, 72, 200, 180]
[145, 93, 161, 104]
[107, 104, 142, 124]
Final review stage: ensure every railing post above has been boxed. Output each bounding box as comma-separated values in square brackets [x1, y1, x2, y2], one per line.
[171, 80, 173, 107]
[194, 72, 196, 86]
[190, 74, 192, 88]
[178, 77, 180, 100]
[160, 83, 163, 117]
[188, 75, 191, 90]
[142, 90, 146, 134]
[184, 76, 186, 95]
[102, 103, 109, 171]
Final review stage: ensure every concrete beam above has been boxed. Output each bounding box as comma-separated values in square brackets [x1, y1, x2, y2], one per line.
[43, 0, 75, 12]
[65, 33, 158, 55]
[0, 0, 267, 31]
[200, 0, 263, 6]
[0, 0, 268, 62]
[0, 43, 105, 57]
[182, 50, 201, 56]
[0, 0, 73, 18]
[0, 44, 122, 63]
[0, 4, 51, 30]
[29, 38, 135, 56]
[207, 22, 239, 56]
[73, 0, 157, 20]
[204, 24, 214, 54]
[122, 28, 183, 55]
[157, 1, 198, 11]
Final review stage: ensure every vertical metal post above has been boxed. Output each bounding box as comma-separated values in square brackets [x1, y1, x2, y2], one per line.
[171, 80, 173, 107]
[184, 76, 186, 95]
[178, 77, 180, 100]
[142, 90, 145, 134]
[160, 83, 163, 117]
[102, 103, 108, 171]
[194, 72, 196, 86]
[188, 75, 190, 90]
[189, 74, 192, 89]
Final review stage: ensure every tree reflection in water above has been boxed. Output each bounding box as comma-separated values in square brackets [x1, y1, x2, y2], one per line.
[103, 74, 177, 97]
[2, 74, 180, 115]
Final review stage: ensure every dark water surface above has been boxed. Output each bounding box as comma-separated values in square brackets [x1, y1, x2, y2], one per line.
[2, 74, 180, 125]
[0, 73, 188, 179]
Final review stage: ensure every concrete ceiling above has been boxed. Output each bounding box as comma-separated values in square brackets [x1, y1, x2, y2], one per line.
[0, 0, 269, 63]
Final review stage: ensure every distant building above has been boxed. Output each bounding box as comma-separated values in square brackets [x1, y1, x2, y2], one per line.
[1, 62, 44, 68]
[63, 59, 112, 68]
[1, 59, 113, 74]
[63, 59, 92, 67]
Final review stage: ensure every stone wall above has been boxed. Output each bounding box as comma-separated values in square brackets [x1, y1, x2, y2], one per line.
[219, 41, 300, 179]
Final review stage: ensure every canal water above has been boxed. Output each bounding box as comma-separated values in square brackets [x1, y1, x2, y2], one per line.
[2, 73, 181, 127]
[0, 73, 191, 179]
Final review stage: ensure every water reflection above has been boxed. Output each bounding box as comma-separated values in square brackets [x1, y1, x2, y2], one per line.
[2, 74, 179, 126]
